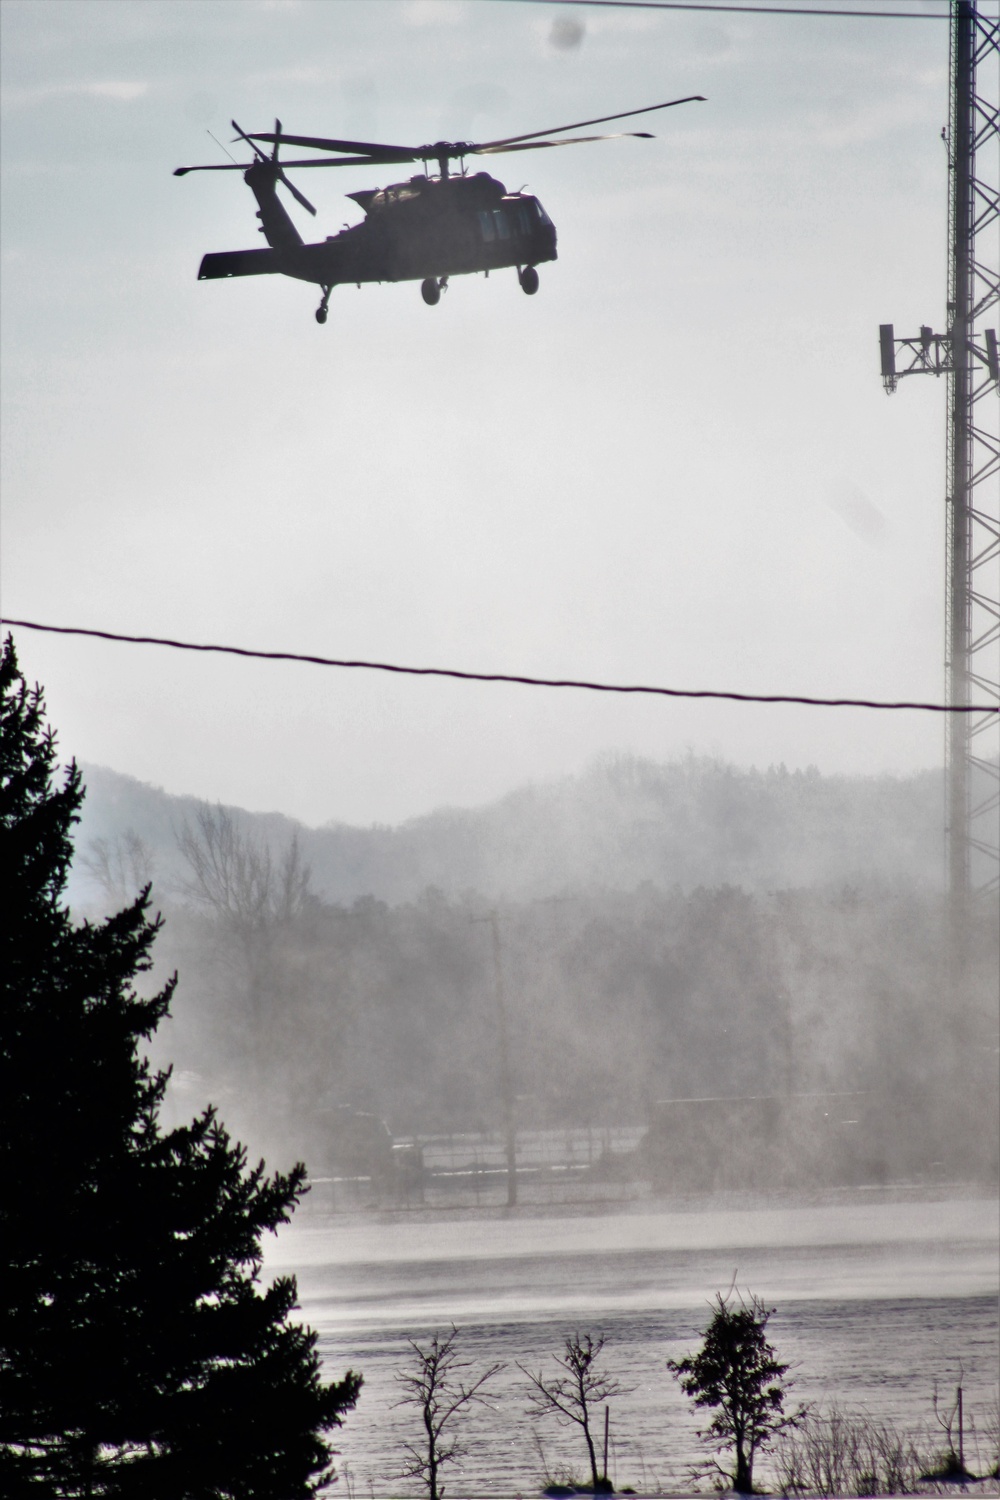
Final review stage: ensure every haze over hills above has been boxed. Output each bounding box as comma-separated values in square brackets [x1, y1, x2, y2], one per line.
[71, 754, 945, 909]
[67, 753, 997, 1184]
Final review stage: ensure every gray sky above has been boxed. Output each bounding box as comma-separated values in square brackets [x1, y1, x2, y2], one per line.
[1, 0, 971, 827]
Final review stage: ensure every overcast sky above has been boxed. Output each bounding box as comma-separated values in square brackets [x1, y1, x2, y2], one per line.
[2, 0, 979, 827]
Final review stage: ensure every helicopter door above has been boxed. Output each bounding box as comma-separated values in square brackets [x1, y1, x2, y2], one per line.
[477, 210, 496, 242]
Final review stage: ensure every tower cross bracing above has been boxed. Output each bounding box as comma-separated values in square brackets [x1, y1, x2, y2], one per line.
[879, 0, 999, 905]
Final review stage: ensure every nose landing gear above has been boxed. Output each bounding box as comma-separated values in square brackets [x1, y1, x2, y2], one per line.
[421, 276, 447, 306]
[518, 266, 539, 296]
[315, 285, 332, 324]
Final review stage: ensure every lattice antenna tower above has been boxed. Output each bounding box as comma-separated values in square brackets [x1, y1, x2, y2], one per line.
[879, 0, 1000, 907]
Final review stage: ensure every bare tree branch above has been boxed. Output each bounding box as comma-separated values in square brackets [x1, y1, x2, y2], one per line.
[176, 806, 311, 939]
[519, 1332, 628, 1491]
[394, 1327, 503, 1500]
[81, 830, 154, 909]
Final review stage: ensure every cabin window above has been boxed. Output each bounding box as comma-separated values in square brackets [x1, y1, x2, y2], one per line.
[516, 206, 531, 236]
[478, 210, 496, 242]
[493, 208, 510, 240]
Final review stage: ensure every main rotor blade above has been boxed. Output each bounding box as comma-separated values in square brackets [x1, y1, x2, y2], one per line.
[175, 155, 407, 175]
[473, 96, 705, 152]
[250, 130, 418, 159]
[276, 154, 418, 168]
[279, 153, 423, 167]
[175, 162, 255, 174]
[473, 130, 656, 155]
[278, 169, 316, 216]
[231, 119, 268, 162]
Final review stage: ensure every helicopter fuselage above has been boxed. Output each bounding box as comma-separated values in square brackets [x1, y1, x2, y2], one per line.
[179, 96, 704, 318]
[198, 163, 557, 297]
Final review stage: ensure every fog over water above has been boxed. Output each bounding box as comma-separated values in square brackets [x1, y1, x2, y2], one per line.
[265, 1198, 999, 1496]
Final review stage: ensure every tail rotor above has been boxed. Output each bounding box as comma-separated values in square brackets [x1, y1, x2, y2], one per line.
[232, 116, 317, 217]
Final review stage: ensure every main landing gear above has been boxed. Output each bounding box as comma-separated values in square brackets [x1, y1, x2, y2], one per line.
[315, 285, 332, 324]
[518, 265, 539, 295]
[421, 276, 447, 306]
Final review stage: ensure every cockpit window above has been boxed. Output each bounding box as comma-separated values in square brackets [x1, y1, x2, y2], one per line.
[535, 200, 553, 226]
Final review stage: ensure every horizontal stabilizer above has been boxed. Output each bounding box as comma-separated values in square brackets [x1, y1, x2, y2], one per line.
[198, 248, 282, 280]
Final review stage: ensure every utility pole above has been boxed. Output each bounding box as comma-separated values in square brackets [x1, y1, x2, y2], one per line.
[879, 0, 999, 917]
[474, 910, 518, 1207]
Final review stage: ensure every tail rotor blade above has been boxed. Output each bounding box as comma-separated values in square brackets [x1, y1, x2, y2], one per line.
[278, 170, 317, 216]
[231, 116, 314, 213]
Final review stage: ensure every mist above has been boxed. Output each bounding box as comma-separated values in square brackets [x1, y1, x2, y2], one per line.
[72, 754, 998, 1194]
[64, 751, 999, 1495]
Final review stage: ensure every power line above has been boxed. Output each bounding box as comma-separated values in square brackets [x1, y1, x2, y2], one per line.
[6, 618, 997, 715]
[537, 1, 954, 19]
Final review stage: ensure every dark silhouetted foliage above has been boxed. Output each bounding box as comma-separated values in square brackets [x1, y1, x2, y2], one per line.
[0, 637, 361, 1498]
[668, 1291, 802, 1493]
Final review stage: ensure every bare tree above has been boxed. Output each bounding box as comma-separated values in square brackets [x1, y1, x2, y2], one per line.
[81, 829, 154, 909]
[176, 806, 312, 1089]
[520, 1332, 626, 1493]
[395, 1327, 503, 1500]
[176, 805, 310, 939]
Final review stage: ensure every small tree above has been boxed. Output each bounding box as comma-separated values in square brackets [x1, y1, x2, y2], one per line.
[520, 1332, 626, 1492]
[0, 638, 361, 1498]
[395, 1326, 502, 1500]
[668, 1291, 802, 1494]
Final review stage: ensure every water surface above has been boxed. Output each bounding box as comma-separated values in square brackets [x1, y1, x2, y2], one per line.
[266, 1195, 999, 1495]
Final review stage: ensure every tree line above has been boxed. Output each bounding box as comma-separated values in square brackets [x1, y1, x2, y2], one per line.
[83, 805, 998, 1186]
[381, 1311, 995, 1500]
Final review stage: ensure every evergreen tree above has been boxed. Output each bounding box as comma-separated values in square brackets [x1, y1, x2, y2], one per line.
[668, 1291, 802, 1494]
[0, 638, 361, 1498]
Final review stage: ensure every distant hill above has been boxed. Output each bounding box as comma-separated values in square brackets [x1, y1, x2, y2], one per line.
[69, 755, 945, 908]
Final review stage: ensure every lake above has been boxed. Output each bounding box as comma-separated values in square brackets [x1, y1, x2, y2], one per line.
[265, 1191, 1000, 1496]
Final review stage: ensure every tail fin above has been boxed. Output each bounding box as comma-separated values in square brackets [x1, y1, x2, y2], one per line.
[198, 248, 283, 279]
[245, 159, 303, 250]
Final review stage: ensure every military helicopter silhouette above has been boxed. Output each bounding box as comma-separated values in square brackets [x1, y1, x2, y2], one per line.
[174, 97, 704, 323]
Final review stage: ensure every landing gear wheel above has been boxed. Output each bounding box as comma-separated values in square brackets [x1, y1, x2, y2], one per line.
[315, 285, 332, 324]
[315, 308, 328, 325]
[519, 266, 539, 296]
[421, 277, 441, 306]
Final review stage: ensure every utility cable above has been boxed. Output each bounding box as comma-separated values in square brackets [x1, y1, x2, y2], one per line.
[5, 618, 997, 715]
[535, 1, 954, 20]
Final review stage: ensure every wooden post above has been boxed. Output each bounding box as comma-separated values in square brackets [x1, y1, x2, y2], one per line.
[603, 1404, 610, 1482]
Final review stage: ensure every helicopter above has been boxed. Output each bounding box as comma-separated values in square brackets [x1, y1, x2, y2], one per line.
[174, 97, 704, 323]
